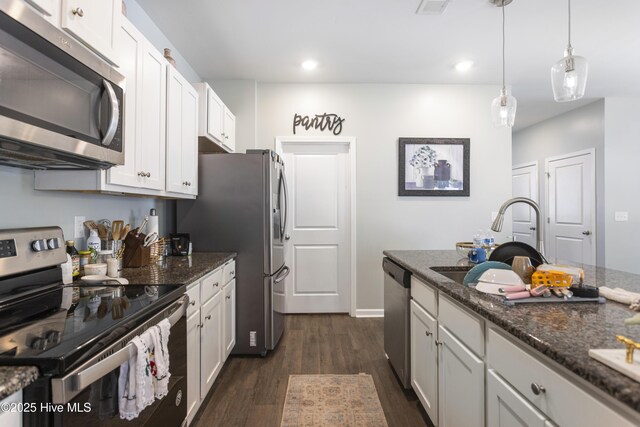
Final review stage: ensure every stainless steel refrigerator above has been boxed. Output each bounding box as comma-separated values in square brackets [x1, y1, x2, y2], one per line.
[177, 150, 289, 356]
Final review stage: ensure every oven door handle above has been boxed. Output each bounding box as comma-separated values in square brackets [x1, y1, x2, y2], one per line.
[51, 295, 187, 404]
[101, 79, 119, 147]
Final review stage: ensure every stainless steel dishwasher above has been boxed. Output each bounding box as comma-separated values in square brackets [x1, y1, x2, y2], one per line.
[383, 257, 412, 389]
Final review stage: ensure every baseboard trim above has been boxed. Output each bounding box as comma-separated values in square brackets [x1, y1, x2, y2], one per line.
[355, 309, 384, 318]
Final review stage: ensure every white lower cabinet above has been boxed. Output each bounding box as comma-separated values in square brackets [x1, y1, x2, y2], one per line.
[410, 300, 438, 423]
[200, 290, 223, 399]
[0, 390, 22, 427]
[185, 260, 236, 426]
[438, 325, 484, 427]
[487, 369, 551, 427]
[223, 279, 236, 359]
[186, 307, 201, 425]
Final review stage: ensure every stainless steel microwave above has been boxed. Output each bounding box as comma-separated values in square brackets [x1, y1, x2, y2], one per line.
[0, 0, 125, 170]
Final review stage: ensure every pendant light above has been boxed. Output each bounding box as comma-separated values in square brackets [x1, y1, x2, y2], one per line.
[490, 0, 516, 128]
[551, 0, 588, 102]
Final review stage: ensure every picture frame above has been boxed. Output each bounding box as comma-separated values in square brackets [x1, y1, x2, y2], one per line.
[398, 138, 470, 197]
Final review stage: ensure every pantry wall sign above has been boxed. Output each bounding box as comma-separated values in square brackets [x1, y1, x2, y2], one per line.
[292, 113, 345, 135]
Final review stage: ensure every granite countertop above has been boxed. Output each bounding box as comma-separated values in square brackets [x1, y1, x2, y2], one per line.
[0, 366, 39, 400]
[383, 250, 640, 413]
[119, 252, 236, 285]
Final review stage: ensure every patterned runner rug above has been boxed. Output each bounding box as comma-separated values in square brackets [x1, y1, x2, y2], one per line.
[280, 374, 388, 427]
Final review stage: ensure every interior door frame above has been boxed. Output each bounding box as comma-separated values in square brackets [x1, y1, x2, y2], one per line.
[544, 148, 597, 263]
[275, 135, 357, 317]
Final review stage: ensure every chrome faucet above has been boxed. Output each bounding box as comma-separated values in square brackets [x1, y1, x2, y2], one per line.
[491, 197, 545, 256]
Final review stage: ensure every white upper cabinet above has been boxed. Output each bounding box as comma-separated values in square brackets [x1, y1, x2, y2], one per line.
[166, 66, 198, 196]
[60, 0, 121, 65]
[24, 0, 60, 24]
[222, 107, 236, 152]
[108, 18, 166, 191]
[195, 83, 236, 153]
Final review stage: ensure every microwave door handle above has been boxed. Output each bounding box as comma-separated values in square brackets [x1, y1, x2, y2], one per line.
[101, 79, 119, 146]
[60, 296, 187, 403]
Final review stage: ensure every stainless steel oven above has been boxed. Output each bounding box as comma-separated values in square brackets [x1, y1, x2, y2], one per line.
[22, 295, 188, 427]
[0, 0, 124, 170]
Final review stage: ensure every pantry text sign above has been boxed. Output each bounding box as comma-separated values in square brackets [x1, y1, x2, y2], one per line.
[293, 113, 345, 136]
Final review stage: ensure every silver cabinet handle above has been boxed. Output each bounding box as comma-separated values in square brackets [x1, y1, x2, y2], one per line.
[225, 135, 229, 139]
[425, 331, 432, 337]
[213, 282, 219, 287]
[582, 230, 591, 236]
[189, 300, 196, 306]
[205, 314, 211, 320]
[197, 323, 203, 328]
[226, 295, 231, 300]
[529, 227, 536, 231]
[531, 383, 546, 395]
[221, 132, 226, 136]
[72, 7, 84, 17]
[435, 340, 443, 346]
[230, 271, 235, 276]
[146, 172, 151, 178]
[183, 181, 188, 186]
[138, 171, 146, 177]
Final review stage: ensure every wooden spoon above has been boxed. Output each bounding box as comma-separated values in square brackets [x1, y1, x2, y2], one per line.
[112, 220, 124, 241]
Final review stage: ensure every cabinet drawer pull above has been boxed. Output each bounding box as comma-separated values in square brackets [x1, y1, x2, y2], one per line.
[205, 314, 211, 320]
[225, 135, 229, 140]
[230, 271, 235, 276]
[531, 383, 546, 395]
[197, 323, 203, 328]
[72, 7, 84, 17]
[138, 171, 146, 177]
[435, 340, 442, 346]
[189, 300, 196, 306]
[425, 331, 432, 337]
[146, 172, 151, 178]
[226, 295, 231, 300]
[213, 282, 219, 287]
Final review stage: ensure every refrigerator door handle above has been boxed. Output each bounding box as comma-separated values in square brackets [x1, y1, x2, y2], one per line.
[279, 169, 289, 240]
[273, 265, 290, 284]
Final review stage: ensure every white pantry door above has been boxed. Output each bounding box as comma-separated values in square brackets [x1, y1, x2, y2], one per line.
[511, 163, 538, 247]
[546, 150, 595, 265]
[278, 138, 354, 314]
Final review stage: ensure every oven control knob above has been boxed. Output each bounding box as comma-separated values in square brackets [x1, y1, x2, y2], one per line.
[47, 238, 60, 250]
[45, 330, 61, 344]
[31, 239, 47, 252]
[31, 337, 49, 351]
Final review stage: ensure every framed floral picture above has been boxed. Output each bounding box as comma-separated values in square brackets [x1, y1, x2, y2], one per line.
[398, 138, 470, 197]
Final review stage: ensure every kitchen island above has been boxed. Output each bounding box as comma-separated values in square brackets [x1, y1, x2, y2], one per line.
[384, 250, 640, 425]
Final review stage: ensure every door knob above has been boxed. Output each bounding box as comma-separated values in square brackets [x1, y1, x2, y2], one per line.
[582, 230, 591, 236]
[284, 234, 290, 240]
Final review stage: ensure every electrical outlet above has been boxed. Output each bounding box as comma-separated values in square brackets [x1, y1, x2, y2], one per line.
[615, 211, 629, 222]
[74, 216, 86, 238]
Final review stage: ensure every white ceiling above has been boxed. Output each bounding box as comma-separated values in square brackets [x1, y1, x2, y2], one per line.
[137, 0, 640, 131]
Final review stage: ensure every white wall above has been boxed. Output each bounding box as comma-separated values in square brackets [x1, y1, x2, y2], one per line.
[513, 100, 605, 266]
[0, 0, 198, 245]
[256, 83, 512, 310]
[604, 98, 640, 274]
[208, 80, 257, 154]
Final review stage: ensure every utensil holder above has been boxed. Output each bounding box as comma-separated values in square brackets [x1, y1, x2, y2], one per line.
[122, 230, 151, 268]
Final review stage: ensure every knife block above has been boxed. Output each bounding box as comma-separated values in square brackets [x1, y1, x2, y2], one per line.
[122, 230, 151, 268]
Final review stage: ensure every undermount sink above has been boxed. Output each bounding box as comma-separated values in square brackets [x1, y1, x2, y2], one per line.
[430, 267, 472, 285]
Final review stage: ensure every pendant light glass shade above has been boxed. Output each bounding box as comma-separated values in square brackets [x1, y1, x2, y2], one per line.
[551, 47, 588, 102]
[551, 0, 588, 102]
[491, 88, 517, 127]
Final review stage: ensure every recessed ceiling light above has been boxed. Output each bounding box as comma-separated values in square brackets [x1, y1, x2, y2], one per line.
[454, 60, 474, 72]
[301, 60, 318, 71]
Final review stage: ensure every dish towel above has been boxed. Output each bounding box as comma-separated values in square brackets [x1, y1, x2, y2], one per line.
[599, 287, 640, 311]
[118, 331, 155, 420]
[149, 319, 171, 398]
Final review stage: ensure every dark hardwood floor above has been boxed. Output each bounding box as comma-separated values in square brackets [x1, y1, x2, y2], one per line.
[192, 314, 431, 427]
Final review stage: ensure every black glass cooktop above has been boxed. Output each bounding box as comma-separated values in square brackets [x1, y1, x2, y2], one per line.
[0, 284, 184, 375]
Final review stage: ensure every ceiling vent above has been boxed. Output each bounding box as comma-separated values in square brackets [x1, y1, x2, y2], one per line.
[416, 0, 451, 15]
